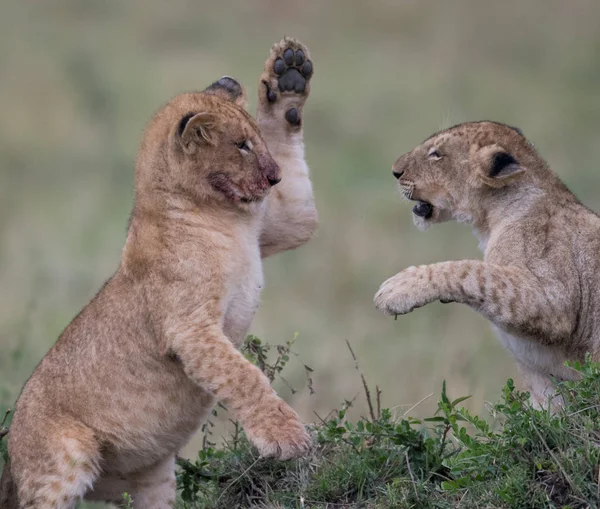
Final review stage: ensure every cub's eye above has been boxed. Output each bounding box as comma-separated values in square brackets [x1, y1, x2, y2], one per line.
[427, 148, 442, 160]
[236, 140, 252, 154]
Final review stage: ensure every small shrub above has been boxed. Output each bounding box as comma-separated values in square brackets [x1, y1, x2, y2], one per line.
[177, 343, 600, 509]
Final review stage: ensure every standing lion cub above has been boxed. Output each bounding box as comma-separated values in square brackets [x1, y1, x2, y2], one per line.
[375, 121, 600, 410]
[1, 38, 316, 508]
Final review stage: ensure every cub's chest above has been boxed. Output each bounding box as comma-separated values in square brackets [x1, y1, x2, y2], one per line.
[222, 245, 264, 346]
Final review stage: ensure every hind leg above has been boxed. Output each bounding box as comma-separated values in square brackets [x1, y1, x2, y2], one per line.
[520, 365, 565, 413]
[128, 456, 176, 509]
[9, 423, 101, 508]
[87, 456, 176, 509]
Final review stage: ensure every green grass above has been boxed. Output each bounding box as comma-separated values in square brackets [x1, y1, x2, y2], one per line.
[174, 342, 600, 509]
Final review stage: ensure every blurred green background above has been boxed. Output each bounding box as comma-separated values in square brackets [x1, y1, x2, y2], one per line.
[2, 0, 600, 478]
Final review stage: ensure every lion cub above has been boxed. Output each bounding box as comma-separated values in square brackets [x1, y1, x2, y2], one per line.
[375, 121, 600, 410]
[1, 38, 316, 508]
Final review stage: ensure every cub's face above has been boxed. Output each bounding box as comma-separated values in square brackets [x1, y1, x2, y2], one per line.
[141, 78, 280, 211]
[172, 94, 281, 209]
[391, 121, 529, 230]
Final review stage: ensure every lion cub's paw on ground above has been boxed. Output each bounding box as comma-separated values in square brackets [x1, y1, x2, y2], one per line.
[243, 397, 312, 460]
[374, 266, 438, 316]
[259, 37, 313, 127]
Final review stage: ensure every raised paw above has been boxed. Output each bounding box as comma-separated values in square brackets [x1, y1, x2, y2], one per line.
[243, 396, 312, 460]
[374, 266, 438, 316]
[273, 47, 313, 96]
[258, 37, 313, 128]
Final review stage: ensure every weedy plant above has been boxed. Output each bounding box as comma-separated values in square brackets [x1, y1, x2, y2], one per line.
[176, 343, 600, 509]
[0, 409, 10, 464]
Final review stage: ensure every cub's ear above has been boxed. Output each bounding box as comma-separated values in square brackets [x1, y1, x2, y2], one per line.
[474, 144, 526, 188]
[178, 112, 218, 154]
[203, 76, 247, 109]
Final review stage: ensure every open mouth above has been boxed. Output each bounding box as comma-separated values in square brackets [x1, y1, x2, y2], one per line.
[412, 201, 433, 219]
[398, 181, 434, 220]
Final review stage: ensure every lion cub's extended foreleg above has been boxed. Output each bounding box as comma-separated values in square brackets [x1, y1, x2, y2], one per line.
[375, 260, 579, 409]
[168, 318, 311, 459]
[256, 38, 317, 258]
[374, 260, 576, 342]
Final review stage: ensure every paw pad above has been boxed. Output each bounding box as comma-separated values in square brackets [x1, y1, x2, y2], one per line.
[285, 108, 300, 126]
[262, 41, 313, 127]
[273, 49, 313, 94]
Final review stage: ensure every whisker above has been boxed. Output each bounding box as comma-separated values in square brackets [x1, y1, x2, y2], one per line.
[395, 187, 408, 200]
[397, 181, 415, 201]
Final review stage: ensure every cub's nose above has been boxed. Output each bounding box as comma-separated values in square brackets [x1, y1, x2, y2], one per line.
[392, 170, 404, 179]
[258, 153, 281, 186]
[267, 174, 281, 186]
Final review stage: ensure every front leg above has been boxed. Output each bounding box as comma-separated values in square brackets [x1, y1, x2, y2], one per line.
[168, 316, 311, 460]
[374, 260, 576, 342]
[256, 38, 318, 258]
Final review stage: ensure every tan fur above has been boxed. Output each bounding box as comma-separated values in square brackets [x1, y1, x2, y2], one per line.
[375, 121, 600, 410]
[1, 38, 316, 508]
